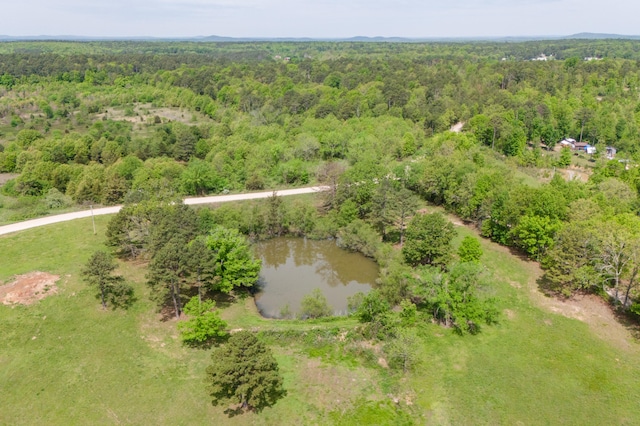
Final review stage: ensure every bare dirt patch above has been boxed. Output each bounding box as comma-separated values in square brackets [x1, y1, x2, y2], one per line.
[0, 173, 19, 185]
[542, 293, 638, 351]
[557, 166, 591, 183]
[452, 219, 638, 352]
[495, 244, 638, 352]
[508, 280, 522, 289]
[377, 357, 389, 368]
[449, 122, 465, 133]
[0, 271, 60, 305]
[96, 103, 213, 127]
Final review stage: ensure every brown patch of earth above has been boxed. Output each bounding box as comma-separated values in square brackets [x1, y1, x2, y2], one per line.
[492, 242, 638, 352]
[139, 311, 181, 354]
[449, 122, 465, 133]
[504, 309, 516, 320]
[450, 219, 638, 352]
[0, 271, 60, 305]
[95, 104, 213, 127]
[389, 391, 415, 406]
[557, 166, 591, 183]
[0, 173, 19, 185]
[543, 293, 638, 351]
[508, 280, 522, 289]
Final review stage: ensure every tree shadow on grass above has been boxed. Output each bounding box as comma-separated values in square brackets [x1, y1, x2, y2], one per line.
[159, 305, 179, 322]
[610, 306, 640, 340]
[221, 390, 288, 418]
[535, 274, 569, 299]
[504, 243, 538, 265]
[223, 406, 245, 418]
[535, 274, 640, 341]
[210, 292, 237, 310]
[158, 291, 239, 322]
[183, 333, 229, 350]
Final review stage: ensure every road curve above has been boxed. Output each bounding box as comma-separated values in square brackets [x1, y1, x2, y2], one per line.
[0, 186, 329, 237]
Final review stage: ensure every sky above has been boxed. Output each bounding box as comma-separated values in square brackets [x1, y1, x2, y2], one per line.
[2, 0, 639, 38]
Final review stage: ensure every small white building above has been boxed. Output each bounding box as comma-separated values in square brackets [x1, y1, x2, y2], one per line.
[532, 54, 554, 61]
[559, 138, 576, 149]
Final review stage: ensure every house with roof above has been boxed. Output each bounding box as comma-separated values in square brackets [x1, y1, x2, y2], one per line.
[532, 54, 554, 61]
[558, 138, 576, 149]
[574, 141, 596, 154]
[559, 138, 576, 148]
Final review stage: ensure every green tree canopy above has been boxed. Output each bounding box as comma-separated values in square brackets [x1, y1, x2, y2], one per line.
[402, 212, 456, 268]
[206, 331, 285, 413]
[300, 288, 333, 319]
[178, 296, 227, 347]
[146, 237, 189, 318]
[458, 235, 483, 263]
[81, 250, 133, 309]
[205, 226, 261, 293]
[413, 263, 498, 334]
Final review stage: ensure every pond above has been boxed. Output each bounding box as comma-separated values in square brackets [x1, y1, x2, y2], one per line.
[253, 238, 379, 318]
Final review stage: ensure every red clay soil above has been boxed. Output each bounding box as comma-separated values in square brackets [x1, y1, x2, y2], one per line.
[0, 271, 59, 305]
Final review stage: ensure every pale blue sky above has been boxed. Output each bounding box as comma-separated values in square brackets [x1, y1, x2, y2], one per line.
[1, 0, 638, 38]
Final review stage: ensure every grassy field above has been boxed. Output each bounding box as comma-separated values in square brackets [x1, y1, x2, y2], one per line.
[1, 215, 640, 425]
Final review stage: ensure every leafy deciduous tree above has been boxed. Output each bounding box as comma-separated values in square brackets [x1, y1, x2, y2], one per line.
[205, 226, 261, 293]
[178, 296, 227, 346]
[542, 222, 599, 296]
[352, 290, 393, 338]
[300, 288, 333, 319]
[403, 212, 456, 268]
[413, 263, 498, 334]
[458, 235, 483, 263]
[513, 215, 561, 260]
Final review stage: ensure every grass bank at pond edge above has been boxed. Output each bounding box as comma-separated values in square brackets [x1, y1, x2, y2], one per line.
[0, 216, 639, 424]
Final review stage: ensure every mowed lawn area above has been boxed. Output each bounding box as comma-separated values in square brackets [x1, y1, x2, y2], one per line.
[1, 216, 640, 425]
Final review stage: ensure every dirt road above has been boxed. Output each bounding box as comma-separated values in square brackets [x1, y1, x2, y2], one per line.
[0, 186, 329, 237]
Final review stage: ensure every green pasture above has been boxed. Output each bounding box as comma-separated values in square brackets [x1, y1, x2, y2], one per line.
[1, 217, 639, 425]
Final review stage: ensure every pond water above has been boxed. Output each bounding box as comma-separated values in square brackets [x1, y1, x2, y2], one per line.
[253, 238, 379, 318]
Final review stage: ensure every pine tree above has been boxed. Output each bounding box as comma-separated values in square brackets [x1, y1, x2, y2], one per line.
[147, 237, 189, 318]
[81, 251, 133, 309]
[206, 331, 285, 412]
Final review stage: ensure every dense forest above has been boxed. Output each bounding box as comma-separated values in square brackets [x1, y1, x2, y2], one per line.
[3, 39, 640, 423]
[2, 39, 640, 309]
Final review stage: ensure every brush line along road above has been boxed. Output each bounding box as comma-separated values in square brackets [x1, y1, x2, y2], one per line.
[0, 186, 329, 237]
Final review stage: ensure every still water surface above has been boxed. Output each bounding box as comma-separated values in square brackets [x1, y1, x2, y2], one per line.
[253, 238, 379, 318]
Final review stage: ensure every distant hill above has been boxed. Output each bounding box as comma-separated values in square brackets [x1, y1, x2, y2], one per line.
[564, 32, 640, 40]
[0, 35, 165, 42]
[0, 33, 639, 43]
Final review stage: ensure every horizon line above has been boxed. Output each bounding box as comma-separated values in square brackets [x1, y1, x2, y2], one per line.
[1, 32, 639, 41]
